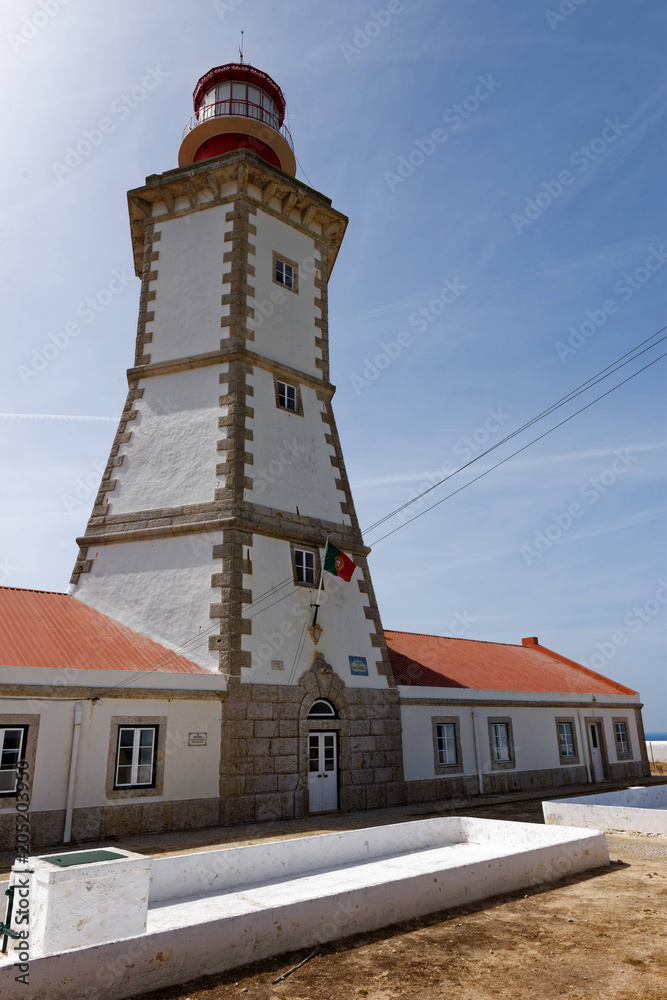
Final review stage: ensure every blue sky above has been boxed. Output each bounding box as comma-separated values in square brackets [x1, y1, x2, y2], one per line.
[1, 0, 665, 730]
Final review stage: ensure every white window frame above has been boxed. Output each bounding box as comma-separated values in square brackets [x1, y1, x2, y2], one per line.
[277, 380, 297, 412]
[614, 721, 630, 755]
[436, 723, 458, 766]
[293, 548, 316, 586]
[0, 726, 27, 796]
[115, 726, 158, 789]
[558, 721, 576, 758]
[490, 723, 511, 763]
[275, 258, 294, 289]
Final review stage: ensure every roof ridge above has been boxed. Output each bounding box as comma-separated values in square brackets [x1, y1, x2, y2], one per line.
[0, 585, 68, 596]
[384, 629, 523, 648]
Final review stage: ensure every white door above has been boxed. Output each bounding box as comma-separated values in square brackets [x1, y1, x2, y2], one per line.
[308, 732, 338, 812]
[589, 723, 604, 782]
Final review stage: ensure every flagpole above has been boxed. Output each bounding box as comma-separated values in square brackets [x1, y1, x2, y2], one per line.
[310, 535, 329, 628]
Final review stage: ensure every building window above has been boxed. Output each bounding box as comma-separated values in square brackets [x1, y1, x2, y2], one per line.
[487, 717, 515, 770]
[431, 716, 463, 774]
[436, 723, 457, 765]
[308, 699, 338, 719]
[114, 726, 158, 789]
[273, 376, 303, 416]
[275, 259, 293, 288]
[273, 252, 298, 293]
[491, 723, 511, 762]
[293, 547, 317, 586]
[0, 727, 28, 796]
[614, 719, 631, 757]
[277, 381, 297, 411]
[558, 722, 575, 757]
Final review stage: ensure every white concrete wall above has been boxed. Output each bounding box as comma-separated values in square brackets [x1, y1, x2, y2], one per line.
[0, 697, 221, 823]
[647, 740, 667, 762]
[249, 207, 321, 377]
[146, 207, 233, 364]
[73, 532, 225, 672]
[244, 369, 346, 522]
[0, 818, 608, 999]
[543, 785, 667, 834]
[400, 697, 642, 781]
[109, 367, 223, 514]
[242, 533, 386, 689]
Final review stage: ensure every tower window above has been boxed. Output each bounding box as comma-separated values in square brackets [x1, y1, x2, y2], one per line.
[277, 381, 297, 411]
[273, 252, 298, 293]
[275, 259, 293, 288]
[273, 376, 303, 415]
[292, 547, 318, 586]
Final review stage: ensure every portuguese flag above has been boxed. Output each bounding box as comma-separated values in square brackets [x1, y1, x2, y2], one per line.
[323, 542, 356, 582]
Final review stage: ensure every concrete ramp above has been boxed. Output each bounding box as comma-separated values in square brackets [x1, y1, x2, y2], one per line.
[0, 816, 608, 1000]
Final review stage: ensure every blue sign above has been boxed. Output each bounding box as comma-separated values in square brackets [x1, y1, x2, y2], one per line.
[349, 656, 368, 676]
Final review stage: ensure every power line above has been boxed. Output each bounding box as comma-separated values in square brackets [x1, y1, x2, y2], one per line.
[363, 325, 667, 535]
[367, 350, 667, 547]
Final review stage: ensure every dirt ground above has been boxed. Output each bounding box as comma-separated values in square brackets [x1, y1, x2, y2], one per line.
[131, 799, 667, 1000]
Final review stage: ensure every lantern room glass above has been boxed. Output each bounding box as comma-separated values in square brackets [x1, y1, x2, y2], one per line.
[198, 79, 278, 130]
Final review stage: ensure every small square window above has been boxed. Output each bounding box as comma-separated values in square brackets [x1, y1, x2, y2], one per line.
[0, 727, 27, 796]
[293, 548, 316, 586]
[115, 726, 158, 789]
[436, 723, 457, 766]
[614, 721, 630, 755]
[277, 381, 297, 411]
[558, 722, 575, 758]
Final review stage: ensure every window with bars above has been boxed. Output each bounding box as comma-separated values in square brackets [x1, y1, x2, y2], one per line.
[490, 723, 511, 763]
[436, 723, 458, 766]
[114, 726, 158, 789]
[0, 727, 27, 795]
[277, 381, 297, 412]
[293, 548, 316, 586]
[558, 721, 576, 758]
[614, 721, 630, 755]
[275, 258, 294, 289]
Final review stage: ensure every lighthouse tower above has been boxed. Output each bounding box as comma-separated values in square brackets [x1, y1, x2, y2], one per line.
[69, 64, 404, 821]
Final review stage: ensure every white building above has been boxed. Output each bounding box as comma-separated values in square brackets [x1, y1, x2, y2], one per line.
[0, 63, 650, 849]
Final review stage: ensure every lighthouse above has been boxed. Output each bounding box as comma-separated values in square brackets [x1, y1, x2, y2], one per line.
[68, 63, 405, 820]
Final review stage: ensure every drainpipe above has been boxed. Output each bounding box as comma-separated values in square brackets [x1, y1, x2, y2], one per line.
[577, 709, 591, 783]
[63, 701, 83, 844]
[471, 710, 484, 795]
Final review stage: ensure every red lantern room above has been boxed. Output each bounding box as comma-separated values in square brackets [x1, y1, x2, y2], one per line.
[178, 63, 296, 176]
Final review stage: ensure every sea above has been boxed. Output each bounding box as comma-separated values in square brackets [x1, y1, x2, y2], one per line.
[645, 732, 667, 741]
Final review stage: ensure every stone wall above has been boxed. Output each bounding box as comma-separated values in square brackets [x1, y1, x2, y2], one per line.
[219, 662, 405, 826]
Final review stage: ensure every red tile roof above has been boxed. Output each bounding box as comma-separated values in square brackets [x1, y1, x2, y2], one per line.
[0, 587, 206, 673]
[384, 630, 636, 696]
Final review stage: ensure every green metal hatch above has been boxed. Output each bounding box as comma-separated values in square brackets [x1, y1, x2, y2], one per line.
[39, 850, 127, 867]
